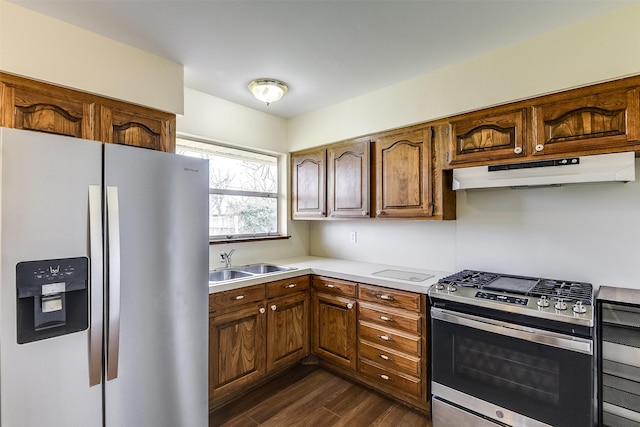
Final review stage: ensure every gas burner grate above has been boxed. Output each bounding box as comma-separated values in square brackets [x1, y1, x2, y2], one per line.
[440, 270, 499, 287]
[529, 280, 593, 305]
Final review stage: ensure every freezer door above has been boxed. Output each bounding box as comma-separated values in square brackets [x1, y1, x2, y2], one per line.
[0, 128, 103, 427]
[103, 143, 208, 427]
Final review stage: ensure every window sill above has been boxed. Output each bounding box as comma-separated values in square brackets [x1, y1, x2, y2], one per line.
[209, 235, 291, 245]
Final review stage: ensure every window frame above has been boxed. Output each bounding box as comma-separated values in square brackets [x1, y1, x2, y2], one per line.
[176, 135, 286, 243]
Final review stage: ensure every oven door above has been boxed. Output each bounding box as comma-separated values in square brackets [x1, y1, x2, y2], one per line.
[431, 307, 594, 427]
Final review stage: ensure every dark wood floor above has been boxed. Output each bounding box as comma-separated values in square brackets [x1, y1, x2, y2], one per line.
[210, 366, 432, 427]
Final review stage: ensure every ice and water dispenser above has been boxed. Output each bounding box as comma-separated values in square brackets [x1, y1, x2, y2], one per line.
[16, 257, 89, 344]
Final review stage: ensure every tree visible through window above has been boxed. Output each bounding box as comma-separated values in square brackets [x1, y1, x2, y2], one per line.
[177, 137, 279, 239]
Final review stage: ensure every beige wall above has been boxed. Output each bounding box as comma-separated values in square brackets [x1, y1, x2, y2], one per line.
[0, 0, 183, 114]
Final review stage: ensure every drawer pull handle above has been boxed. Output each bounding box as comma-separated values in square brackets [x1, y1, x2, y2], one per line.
[379, 315, 393, 322]
[325, 284, 337, 288]
[377, 294, 394, 301]
[259, 307, 266, 314]
[379, 374, 392, 381]
[346, 302, 354, 309]
[271, 304, 277, 311]
[379, 354, 393, 361]
[233, 295, 245, 300]
[284, 283, 297, 289]
[378, 335, 393, 342]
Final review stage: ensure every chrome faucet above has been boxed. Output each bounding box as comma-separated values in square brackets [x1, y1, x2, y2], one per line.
[220, 249, 235, 268]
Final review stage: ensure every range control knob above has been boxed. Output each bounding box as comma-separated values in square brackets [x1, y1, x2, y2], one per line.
[573, 301, 587, 314]
[555, 298, 568, 311]
[435, 282, 445, 291]
[446, 284, 457, 293]
[537, 295, 550, 308]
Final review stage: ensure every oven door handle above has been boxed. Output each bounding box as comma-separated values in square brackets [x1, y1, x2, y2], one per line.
[431, 307, 593, 355]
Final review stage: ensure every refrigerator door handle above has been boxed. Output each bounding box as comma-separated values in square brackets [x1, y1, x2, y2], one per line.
[88, 185, 104, 387]
[106, 186, 121, 381]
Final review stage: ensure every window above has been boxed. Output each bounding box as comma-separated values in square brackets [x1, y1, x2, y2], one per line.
[176, 137, 281, 241]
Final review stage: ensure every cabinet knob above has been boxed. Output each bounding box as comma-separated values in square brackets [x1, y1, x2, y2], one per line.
[379, 354, 393, 361]
[535, 144, 544, 152]
[379, 315, 393, 322]
[284, 283, 297, 289]
[378, 335, 393, 342]
[362, 211, 367, 216]
[514, 147, 523, 154]
[259, 307, 266, 314]
[346, 302, 354, 309]
[376, 210, 382, 216]
[377, 294, 394, 301]
[379, 374, 392, 381]
[233, 295, 245, 301]
[325, 283, 337, 289]
[271, 304, 277, 311]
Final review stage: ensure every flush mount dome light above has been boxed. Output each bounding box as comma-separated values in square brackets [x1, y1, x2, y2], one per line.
[248, 79, 288, 106]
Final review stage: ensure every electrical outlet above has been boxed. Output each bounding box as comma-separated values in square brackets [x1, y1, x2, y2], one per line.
[350, 231, 357, 243]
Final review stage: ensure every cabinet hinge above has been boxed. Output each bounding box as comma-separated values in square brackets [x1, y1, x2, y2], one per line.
[430, 204, 435, 216]
[445, 126, 450, 135]
[445, 152, 450, 162]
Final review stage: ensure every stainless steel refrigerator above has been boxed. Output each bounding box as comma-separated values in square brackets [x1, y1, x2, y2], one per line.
[0, 127, 209, 426]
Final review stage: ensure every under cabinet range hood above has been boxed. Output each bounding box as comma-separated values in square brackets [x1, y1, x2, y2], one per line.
[452, 152, 636, 190]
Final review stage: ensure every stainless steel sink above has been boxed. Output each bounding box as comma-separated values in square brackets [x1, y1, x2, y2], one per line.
[235, 263, 294, 274]
[208, 263, 295, 282]
[208, 269, 252, 282]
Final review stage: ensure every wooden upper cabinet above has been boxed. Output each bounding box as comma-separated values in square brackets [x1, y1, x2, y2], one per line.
[532, 87, 640, 156]
[99, 103, 175, 152]
[448, 108, 526, 165]
[373, 126, 433, 218]
[0, 73, 175, 152]
[0, 75, 95, 139]
[327, 138, 371, 218]
[291, 148, 326, 219]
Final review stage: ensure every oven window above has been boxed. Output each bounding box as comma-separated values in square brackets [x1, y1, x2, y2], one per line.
[455, 336, 560, 404]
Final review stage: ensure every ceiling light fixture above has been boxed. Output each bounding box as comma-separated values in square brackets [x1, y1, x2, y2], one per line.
[248, 79, 288, 106]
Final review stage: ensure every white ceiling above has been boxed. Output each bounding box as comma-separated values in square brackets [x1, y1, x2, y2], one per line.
[9, 0, 639, 119]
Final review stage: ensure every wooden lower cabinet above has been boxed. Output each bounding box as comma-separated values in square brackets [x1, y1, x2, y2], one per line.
[209, 301, 266, 404]
[312, 291, 358, 370]
[266, 292, 309, 372]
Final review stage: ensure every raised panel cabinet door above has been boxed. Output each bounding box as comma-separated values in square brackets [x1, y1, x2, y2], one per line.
[448, 108, 526, 165]
[99, 103, 175, 152]
[266, 293, 310, 372]
[532, 87, 640, 156]
[0, 77, 95, 139]
[327, 138, 370, 218]
[312, 292, 357, 370]
[209, 302, 267, 404]
[291, 148, 326, 219]
[373, 127, 433, 218]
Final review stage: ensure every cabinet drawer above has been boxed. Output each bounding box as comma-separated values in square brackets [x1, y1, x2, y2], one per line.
[312, 276, 357, 297]
[209, 285, 265, 313]
[359, 321, 421, 356]
[359, 359, 422, 397]
[358, 284, 421, 311]
[266, 275, 310, 299]
[358, 302, 421, 334]
[359, 340, 420, 377]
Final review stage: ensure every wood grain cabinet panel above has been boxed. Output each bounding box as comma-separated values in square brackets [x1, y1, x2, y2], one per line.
[312, 292, 357, 370]
[532, 87, 640, 156]
[209, 301, 267, 404]
[373, 126, 433, 218]
[291, 148, 326, 219]
[99, 103, 175, 152]
[266, 292, 309, 372]
[448, 108, 526, 165]
[327, 138, 371, 218]
[0, 76, 95, 139]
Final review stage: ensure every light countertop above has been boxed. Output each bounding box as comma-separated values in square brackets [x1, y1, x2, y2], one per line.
[208, 256, 452, 294]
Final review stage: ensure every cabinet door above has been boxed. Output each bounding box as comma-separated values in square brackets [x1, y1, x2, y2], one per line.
[99, 103, 175, 152]
[209, 302, 266, 404]
[266, 292, 309, 373]
[373, 127, 433, 218]
[312, 292, 357, 370]
[291, 148, 326, 219]
[0, 78, 95, 139]
[532, 87, 640, 156]
[327, 138, 370, 218]
[448, 108, 526, 165]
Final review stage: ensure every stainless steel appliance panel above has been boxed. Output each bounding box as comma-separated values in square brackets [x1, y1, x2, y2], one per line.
[102, 143, 208, 427]
[0, 128, 103, 426]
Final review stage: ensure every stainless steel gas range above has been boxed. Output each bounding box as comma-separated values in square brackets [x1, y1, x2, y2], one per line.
[429, 270, 595, 427]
